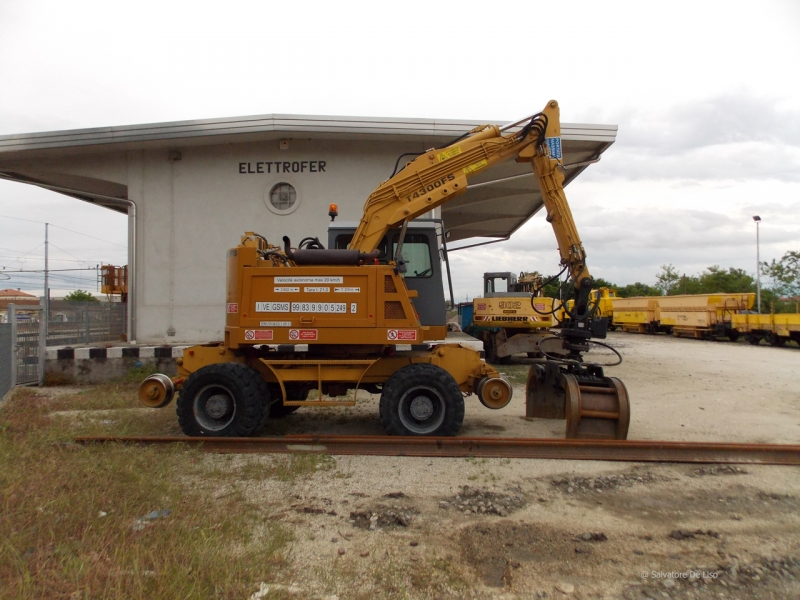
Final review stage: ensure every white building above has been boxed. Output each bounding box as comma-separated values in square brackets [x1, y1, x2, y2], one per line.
[0, 112, 616, 344]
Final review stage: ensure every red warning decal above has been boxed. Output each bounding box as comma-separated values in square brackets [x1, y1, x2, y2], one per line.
[244, 329, 273, 341]
[227, 303, 238, 313]
[534, 303, 546, 310]
[387, 329, 417, 341]
[477, 303, 487, 310]
[289, 329, 318, 341]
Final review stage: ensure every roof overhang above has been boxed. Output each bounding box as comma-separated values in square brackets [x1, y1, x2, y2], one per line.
[0, 113, 617, 242]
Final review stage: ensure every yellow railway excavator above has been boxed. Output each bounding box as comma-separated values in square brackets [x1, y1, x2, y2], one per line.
[139, 100, 630, 440]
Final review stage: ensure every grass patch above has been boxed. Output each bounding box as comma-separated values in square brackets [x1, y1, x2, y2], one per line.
[497, 363, 530, 386]
[0, 388, 291, 599]
[236, 453, 335, 482]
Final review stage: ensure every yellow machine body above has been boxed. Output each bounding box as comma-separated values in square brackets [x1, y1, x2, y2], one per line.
[224, 241, 446, 348]
[473, 296, 555, 329]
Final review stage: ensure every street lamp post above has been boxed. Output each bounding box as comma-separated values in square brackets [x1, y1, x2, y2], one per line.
[753, 215, 761, 313]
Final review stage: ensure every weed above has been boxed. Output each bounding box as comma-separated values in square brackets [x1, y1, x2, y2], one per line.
[0, 388, 290, 598]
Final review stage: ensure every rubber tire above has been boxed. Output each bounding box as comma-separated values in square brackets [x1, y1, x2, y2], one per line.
[177, 362, 269, 437]
[379, 363, 465, 437]
[727, 331, 740, 342]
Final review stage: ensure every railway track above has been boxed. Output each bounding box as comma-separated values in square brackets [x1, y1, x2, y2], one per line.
[73, 435, 800, 465]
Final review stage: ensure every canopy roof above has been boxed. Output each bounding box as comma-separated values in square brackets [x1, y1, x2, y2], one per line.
[0, 112, 616, 242]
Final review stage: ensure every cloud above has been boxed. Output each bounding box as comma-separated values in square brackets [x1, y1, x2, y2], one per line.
[580, 92, 800, 183]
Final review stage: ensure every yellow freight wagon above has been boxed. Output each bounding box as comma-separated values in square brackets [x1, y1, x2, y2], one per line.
[657, 293, 754, 340]
[732, 312, 800, 346]
[611, 297, 660, 333]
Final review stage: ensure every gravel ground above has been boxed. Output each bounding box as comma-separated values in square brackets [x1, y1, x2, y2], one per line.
[229, 332, 800, 599]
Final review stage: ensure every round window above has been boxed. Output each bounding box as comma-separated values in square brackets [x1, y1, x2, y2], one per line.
[269, 182, 296, 212]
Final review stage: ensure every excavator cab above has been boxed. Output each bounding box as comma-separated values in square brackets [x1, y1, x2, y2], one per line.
[483, 272, 519, 297]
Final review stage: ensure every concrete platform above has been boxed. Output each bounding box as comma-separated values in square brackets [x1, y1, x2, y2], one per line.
[44, 332, 484, 383]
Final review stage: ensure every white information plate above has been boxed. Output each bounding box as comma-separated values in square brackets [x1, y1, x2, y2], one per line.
[334, 287, 360, 293]
[274, 287, 299, 293]
[304, 286, 330, 293]
[291, 302, 347, 314]
[256, 302, 290, 312]
[260, 321, 291, 327]
[275, 276, 343, 284]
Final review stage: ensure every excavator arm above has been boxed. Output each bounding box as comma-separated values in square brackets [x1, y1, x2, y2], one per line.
[350, 99, 596, 328]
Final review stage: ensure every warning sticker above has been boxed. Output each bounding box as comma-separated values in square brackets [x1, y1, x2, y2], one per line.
[289, 329, 318, 341]
[387, 329, 417, 341]
[477, 303, 487, 310]
[534, 303, 546, 310]
[244, 330, 273, 341]
[291, 302, 346, 313]
[256, 302, 290, 312]
[463, 159, 488, 175]
[275, 276, 343, 284]
[304, 286, 330, 293]
[334, 287, 360, 293]
[226, 303, 238, 313]
[274, 287, 299, 293]
[438, 146, 462, 162]
[545, 137, 562, 160]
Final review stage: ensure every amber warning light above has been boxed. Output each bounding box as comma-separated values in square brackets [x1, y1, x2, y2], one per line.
[329, 203, 339, 221]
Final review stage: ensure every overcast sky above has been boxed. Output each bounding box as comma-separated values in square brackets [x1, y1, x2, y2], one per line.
[1, 0, 798, 300]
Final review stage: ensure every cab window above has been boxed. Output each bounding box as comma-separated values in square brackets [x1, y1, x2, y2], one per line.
[392, 234, 433, 278]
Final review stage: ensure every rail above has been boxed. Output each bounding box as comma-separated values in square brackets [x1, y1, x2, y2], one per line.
[73, 435, 800, 465]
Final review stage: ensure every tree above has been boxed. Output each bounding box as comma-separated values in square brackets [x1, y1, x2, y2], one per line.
[64, 289, 99, 302]
[616, 282, 662, 298]
[655, 264, 680, 295]
[696, 266, 755, 294]
[762, 250, 800, 298]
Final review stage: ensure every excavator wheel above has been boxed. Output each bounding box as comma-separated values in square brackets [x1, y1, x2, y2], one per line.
[563, 374, 630, 440]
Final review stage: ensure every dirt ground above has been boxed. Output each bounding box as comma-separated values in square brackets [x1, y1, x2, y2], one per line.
[229, 332, 800, 599]
[18, 332, 800, 599]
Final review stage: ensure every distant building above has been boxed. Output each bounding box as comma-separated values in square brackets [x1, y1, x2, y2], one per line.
[0, 288, 39, 323]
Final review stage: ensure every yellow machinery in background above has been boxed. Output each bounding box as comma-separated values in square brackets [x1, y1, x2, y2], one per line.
[139, 100, 630, 441]
[732, 312, 800, 346]
[611, 293, 755, 340]
[461, 271, 555, 363]
[100, 265, 128, 301]
[557, 287, 616, 328]
[658, 293, 754, 339]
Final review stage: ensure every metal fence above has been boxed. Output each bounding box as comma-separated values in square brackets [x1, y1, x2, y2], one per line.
[8, 303, 44, 386]
[2, 300, 127, 391]
[47, 300, 127, 346]
[0, 323, 11, 398]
